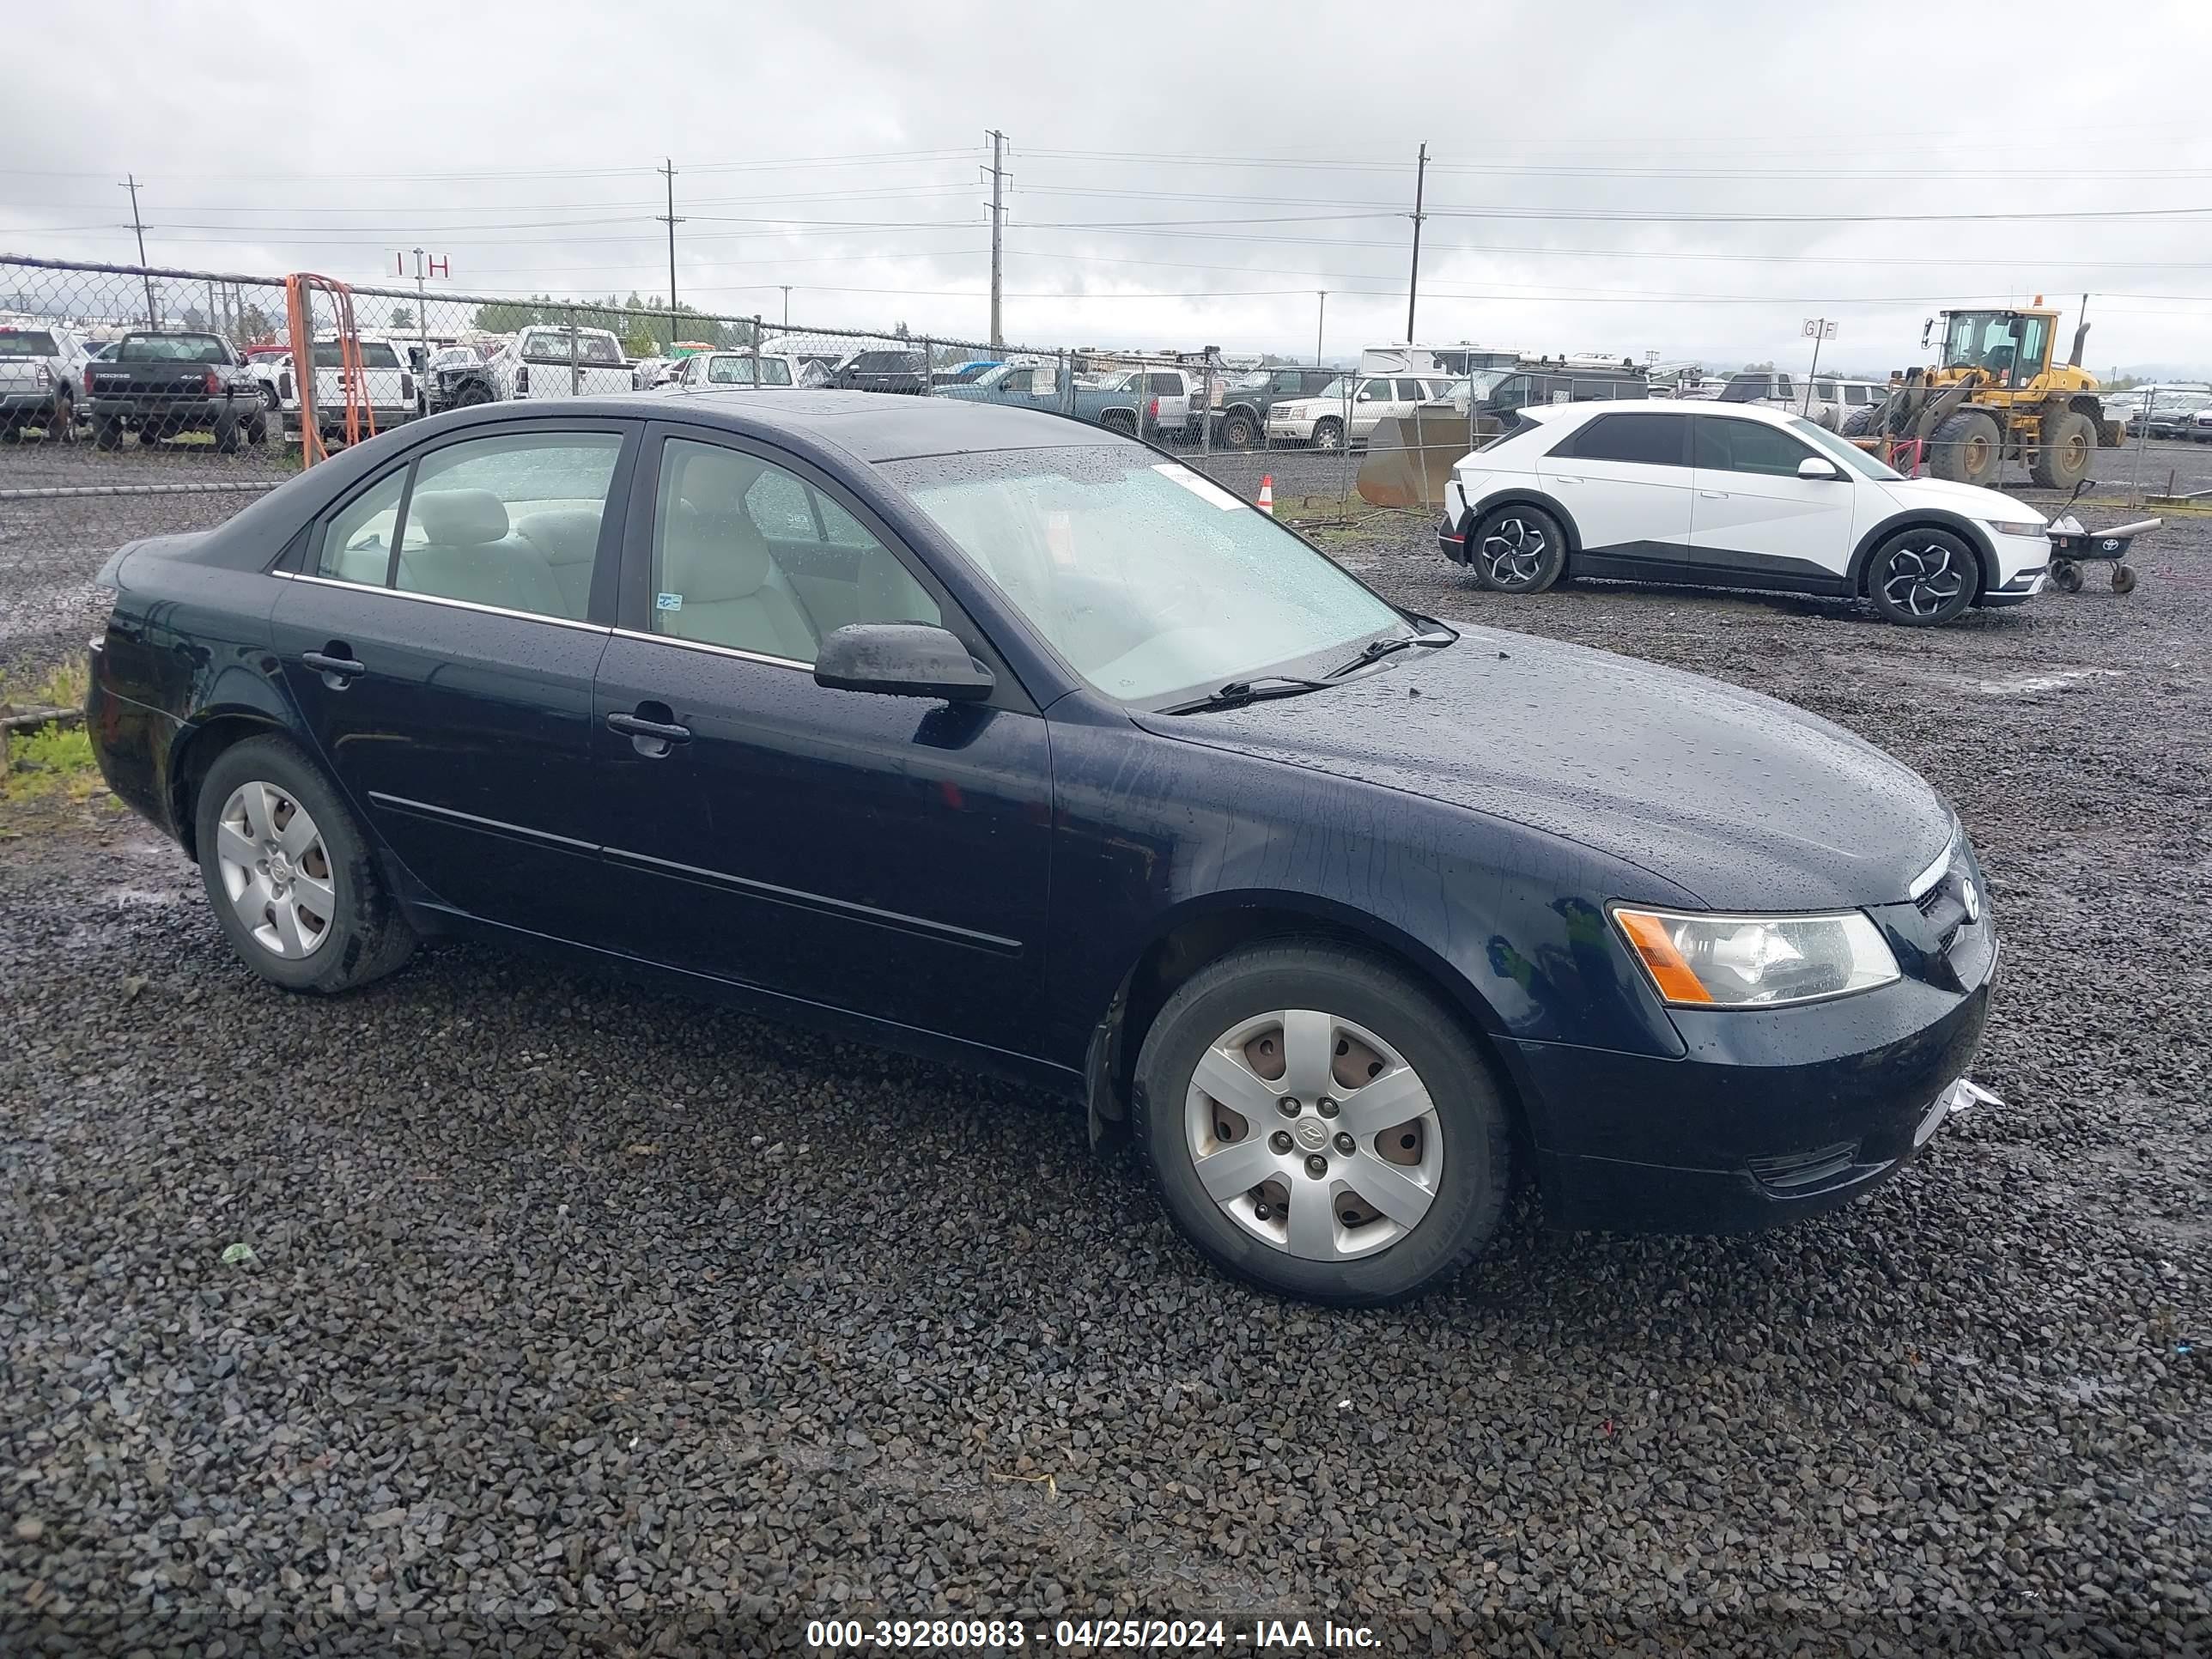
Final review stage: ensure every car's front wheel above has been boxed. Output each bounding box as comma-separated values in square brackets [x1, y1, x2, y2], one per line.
[1868, 526, 1980, 625]
[193, 736, 416, 994]
[1470, 503, 1566, 593]
[1134, 940, 1512, 1305]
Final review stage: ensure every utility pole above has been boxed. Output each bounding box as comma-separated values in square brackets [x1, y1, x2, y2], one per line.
[984, 129, 1009, 347]
[657, 158, 683, 350]
[1316, 291, 1327, 366]
[1405, 143, 1428, 344]
[118, 173, 156, 326]
[781, 285, 792, 328]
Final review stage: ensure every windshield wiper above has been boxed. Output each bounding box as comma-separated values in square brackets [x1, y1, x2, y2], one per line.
[1325, 629, 1455, 678]
[1158, 675, 1334, 715]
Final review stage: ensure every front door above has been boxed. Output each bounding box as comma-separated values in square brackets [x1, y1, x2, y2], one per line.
[269, 422, 635, 930]
[1688, 413, 1858, 588]
[584, 428, 1054, 1056]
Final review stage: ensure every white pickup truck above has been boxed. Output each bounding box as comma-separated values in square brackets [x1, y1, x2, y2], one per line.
[275, 336, 418, 435]
[0, 321, 90, 441]
[474, 325, 635, 402]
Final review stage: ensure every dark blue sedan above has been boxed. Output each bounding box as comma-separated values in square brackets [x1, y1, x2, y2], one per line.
[86, 392, 1999, 1304]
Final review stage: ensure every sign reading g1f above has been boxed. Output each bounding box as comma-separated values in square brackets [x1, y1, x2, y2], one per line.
[1802, 318, 1838, 340]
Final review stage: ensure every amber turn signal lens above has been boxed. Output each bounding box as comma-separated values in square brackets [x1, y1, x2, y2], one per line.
[1613, 908, 1715, 1005]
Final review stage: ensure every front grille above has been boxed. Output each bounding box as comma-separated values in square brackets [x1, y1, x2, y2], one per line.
[1746, 1141, 1860, 1193]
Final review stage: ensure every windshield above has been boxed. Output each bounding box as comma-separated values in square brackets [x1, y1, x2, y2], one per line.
[0, 329, 59, 357]
[884, 446, 1409, 705]
[310, 341, 402, 368]
[1790, 416, 1903, 481]
[519, 330, 622, 365]
[1461, 368, 1511, 402]
[1941, 311, 2050, 380]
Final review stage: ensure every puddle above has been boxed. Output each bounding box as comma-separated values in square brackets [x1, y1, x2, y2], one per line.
[1969, 666, 2127, 696]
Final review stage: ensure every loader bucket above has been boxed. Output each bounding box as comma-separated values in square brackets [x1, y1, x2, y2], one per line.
[1356, 406, 1480, 509]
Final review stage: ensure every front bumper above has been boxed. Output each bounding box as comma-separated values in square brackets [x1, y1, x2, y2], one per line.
[1266, 416, 1318, 442]
[1520, 845, 2002, 1233]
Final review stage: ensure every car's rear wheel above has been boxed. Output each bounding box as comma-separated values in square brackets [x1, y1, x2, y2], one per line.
[1134, 940, 1511, 1305]
[1100, 409, 1138, 439]
[1310, 416, 1344, 452]
[193, 736, 416, 994]
[1221, 410, 1257, 450]
[1868, 526, 1980, 625]
[1471, 504, 1566, 593]
[94, 418, 124, 450]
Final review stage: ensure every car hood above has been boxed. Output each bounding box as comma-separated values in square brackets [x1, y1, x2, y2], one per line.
[1876, 475, 2045, 526]
[1132, 628, 1954, 912]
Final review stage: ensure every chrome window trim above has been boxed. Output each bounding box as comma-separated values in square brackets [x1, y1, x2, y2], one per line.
[608, 626, 811, 673]
[270, 569, 609, 635]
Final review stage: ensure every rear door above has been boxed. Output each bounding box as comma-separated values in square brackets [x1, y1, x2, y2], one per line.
[269, 420, 636, 930]
[1688, 414, 1857, 586]
[581, 424, 1054, 1050]
[1536, 410, 1695, 573]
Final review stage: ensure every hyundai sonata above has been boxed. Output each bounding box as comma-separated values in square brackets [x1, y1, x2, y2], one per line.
[88, 392, 1998, 1304]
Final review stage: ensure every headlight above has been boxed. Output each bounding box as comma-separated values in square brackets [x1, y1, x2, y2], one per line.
[1986, 520, 2043, 538]
[1612, 907, 1899, 1007]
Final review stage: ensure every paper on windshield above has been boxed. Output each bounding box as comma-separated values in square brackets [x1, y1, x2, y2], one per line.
[1153, 463, 1243, 511]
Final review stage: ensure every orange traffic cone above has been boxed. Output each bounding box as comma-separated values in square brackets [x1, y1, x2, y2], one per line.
[1256, 474, 1274, 515]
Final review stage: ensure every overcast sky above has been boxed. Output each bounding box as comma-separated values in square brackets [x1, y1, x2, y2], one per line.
[8, 0, 2212, 374]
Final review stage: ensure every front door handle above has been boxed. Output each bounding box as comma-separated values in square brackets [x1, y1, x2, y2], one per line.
[301, 647, 365, 684]
[607, 712, 691, 743]
[1549, 475, 1583, 485]
[1699, 490, 1729, 499]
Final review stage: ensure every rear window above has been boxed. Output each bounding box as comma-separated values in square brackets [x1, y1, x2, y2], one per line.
[0, 329, 59, 357]
[848, 351, 921, 374]
[118, 334, 228, 363]
[310, 342, 403, 368]
[519, 330, 622, 366]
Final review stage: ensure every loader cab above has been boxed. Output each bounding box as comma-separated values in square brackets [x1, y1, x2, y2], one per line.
[1938, 309, 2057, 388]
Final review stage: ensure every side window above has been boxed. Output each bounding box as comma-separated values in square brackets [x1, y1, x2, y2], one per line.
[1695, 417, 1815, 477]
[1773, 375, 1795, 401]
[1395, 379, 1426, 401]
[396, 432, 623, 619]
[1562, 412, 1686, 466]
[1815, 381, 1838, 400]
[1358, 379, 1392, 401]
[317, 467, 408, 586]
[1149, 373, 1181, 395]
[648, 438, 939, 665]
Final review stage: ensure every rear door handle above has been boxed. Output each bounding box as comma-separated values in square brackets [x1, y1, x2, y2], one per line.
[1550, 475, 1583, 485]
[1699, 490, 1729, 499]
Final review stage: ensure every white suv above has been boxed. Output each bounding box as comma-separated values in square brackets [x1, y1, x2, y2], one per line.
[1438, 399, 2049, 625]
[1267, 374, 1455, 450]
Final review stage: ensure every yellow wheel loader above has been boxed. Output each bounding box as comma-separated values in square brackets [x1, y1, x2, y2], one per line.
[1844, 300, 2122, 490]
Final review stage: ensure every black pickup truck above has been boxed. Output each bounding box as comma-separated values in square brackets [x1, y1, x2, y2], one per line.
[83, 331, 268, 453]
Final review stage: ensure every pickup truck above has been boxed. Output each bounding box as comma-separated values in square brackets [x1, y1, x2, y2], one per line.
[939, 362, 1205, 441]
[445, 325, 635, 404]
[1210, 365, 1337, 450]
[0, 322, 89, 441]
[275, 337, 418, 436]
[82, 331, 268, 452]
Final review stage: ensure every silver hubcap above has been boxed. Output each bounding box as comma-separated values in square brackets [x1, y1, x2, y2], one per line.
[1315, 423, 1340, 450]
[1480, 517, 1547, 586]
[214, 781, 336, 959]
[1882, 544, 1965, 617]
[1185, 1010, 1443, 1261]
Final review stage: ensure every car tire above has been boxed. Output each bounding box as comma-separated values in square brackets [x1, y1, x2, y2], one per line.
[0, 421, 18, 445]
[94, 418, 124, 451]
[1310, 416, 1344, 452]
[44, 389, 75, 442]
[138, 424, 161, 446]
[1839, 407, 1877, 438]
[1867, 526, 1981, 625]
[261, 384, 282, 412]
[2030, 409, 2094, 490]
[1133, 939, 1512, 1306]
[454, 384, 494, 408]
[245, 413, 269, 447]
[1219, 410, 1258, 450]
[1929, 410, 2002, 487]
[1100, 409, 1138, 439]
[1469, 503, 1567, 593]
[193, 735, 416, 996]
[213, 415, 241, 454]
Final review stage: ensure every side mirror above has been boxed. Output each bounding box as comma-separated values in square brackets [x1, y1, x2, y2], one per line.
[1797, 457, 1844, 482]
[813, 623, 994, 703]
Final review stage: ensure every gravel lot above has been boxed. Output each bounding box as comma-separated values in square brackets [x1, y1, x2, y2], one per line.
[1, 445, 2208, 1656]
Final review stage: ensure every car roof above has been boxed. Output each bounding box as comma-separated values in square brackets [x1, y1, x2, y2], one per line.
[421, 388, 1124, 463]
[1547, 398, 1817, 428]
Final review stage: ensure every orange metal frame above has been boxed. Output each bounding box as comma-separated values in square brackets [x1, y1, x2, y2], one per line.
[283, 273, 376, 466]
